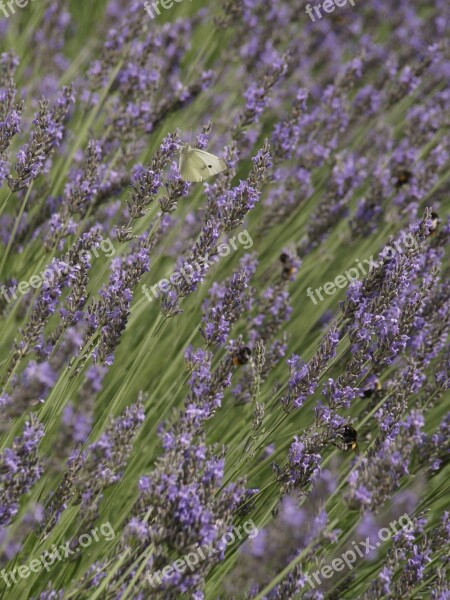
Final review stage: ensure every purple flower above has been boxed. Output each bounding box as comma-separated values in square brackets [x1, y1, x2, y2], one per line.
[0, 417, 44, 526]
[201, 254, 257, 346]
[281, 326, 340, 412]
[8, 86, 74, 192]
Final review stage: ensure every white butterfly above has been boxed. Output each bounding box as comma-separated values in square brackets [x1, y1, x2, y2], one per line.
[178, 144, 227, 182]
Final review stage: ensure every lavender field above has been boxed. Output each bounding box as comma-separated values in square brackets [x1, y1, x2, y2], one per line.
[0, 0, 449, 598]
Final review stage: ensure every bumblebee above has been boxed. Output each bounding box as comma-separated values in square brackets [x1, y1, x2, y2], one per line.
[280, 253, 297, 280]
[394, 168, 412, 189]
[362, 378, 382, 398]
[333, 13, 352, 26]
[428, 212, 441, 237]
[333, 426, 359, 453]
[232, 347, 252, 366]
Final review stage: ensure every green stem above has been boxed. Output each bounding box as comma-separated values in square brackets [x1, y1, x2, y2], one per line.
[0, 191, 13, 221]
[0, 185, 33, 275]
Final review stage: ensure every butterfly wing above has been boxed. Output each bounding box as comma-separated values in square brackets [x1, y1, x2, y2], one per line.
[193, 149, 227, 178]
[179, 148, 205, 182]
[179, 147, 227, 182]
